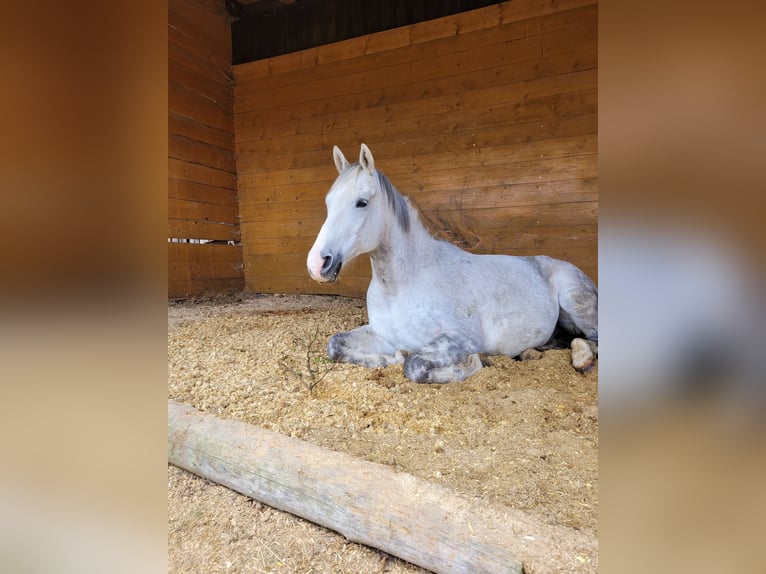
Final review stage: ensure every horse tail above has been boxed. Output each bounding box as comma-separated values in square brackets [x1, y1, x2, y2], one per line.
[535, 256, 598, 342]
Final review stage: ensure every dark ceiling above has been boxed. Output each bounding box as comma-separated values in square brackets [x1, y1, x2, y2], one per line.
[227, 0, 501, 64]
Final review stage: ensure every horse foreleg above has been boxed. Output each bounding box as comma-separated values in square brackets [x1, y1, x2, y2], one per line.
[328, 325, 403, 368]
[403, 334, 483, 383]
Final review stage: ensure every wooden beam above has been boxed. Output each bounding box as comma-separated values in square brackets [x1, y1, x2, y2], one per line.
[168, 400, 524, 574]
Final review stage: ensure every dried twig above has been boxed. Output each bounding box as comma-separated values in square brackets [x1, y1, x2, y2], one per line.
[303, 326, 337, 392]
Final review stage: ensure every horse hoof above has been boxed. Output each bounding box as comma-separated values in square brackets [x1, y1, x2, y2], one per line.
[571, 338, 595, 373]
[519, 348, 543, 361]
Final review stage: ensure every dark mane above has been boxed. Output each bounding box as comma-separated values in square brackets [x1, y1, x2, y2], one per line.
[375, 169, 411, 232]
[342, 163, 411, 232]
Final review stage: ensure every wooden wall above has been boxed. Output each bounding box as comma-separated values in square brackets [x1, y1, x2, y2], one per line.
[168, 0, 244, 298]
[234, 0, 598, 298]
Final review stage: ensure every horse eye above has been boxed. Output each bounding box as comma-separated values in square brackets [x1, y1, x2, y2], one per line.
[355, 198, 368, 208]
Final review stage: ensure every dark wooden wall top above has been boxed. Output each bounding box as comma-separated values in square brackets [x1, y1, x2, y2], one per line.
[234, 0, 598, 298]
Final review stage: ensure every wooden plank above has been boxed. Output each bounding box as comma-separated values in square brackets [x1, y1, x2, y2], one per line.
[241, 218, 324, 240]
[169, 133, 236, 173]
[242, 199, 325, 224]
[498, 0, 596, 23]
[169, 57, 231, 106]
[235, 66, 596, 145]
[168, 197, 238, 225]
[236, 112, 597, 171]
[169, 258, 243, 280]
[236, 88, 598, 171]
[241, 211, 596, 254]
[234, 48, 596, 138]
[238, 146, 597, 198]
[170, 82, 234, 132]
[236, 114, 598, 181]
[239, 196, 596, 245]
[245, 252, 369, 277]
[253, 255, 591, 297]
[169, 241, 243, 263]
[168, 33, 231, 85]
[168, 242, 244, 298]
[169, 0, 231, 64]
[169, 112, 234, 152]
[241, 200, 595, 245]
[236, 128, 596, 182]
[169, 218, 240, 242]
[169, 277, 245, 299]
[247, 275, 368, 298]
[245, 236, 315, 256]
[240, 174, 598, 224]
[543, 19, 598, 58]
[169, 158, 237, 190]
[168, 178, 237, 207]
[412, 177, 599, 211]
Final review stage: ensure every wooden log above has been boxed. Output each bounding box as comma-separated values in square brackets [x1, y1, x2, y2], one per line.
[168, 400, 522, 574]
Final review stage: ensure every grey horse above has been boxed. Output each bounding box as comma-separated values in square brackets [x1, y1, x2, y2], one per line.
[307, 143, 598, 383]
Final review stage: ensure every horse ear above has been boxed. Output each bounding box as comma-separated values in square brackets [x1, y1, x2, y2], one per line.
[359, 143, 375, 174]
[333, 146, 350, 174]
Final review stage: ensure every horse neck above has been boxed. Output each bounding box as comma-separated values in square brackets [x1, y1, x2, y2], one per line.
[369, 201, 433, 286]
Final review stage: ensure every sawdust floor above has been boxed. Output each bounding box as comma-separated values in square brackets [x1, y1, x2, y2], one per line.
[168, 294, 598, 573]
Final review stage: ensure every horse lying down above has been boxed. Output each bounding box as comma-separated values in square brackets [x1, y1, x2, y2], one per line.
[307, 143, 598, 383]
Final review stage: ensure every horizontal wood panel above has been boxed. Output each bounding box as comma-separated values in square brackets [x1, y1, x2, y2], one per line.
[237, 113, 597, 181]
[169, 241, 243, 263]
[246, 275, 368, 299]
[169, 0, 231, 65]
[238, 133, 597, 192]
[245, 255, 371, 299]
[244, 241, 596, 297]
[169, 277, 245, 299]
[169, 197, 238, 225]
[169, 112, 234, 152]
[169, 258, 244, 280]
[236, 89, 597, 169]
[169, 82, 234, 133]
[241, 200, 596, 243]
[235, 67, 596, 146]
[169, 218, 241, 242]
[169, 242, 244, 298]
[168, 178, 237, 207]
[235, 0, 597, 297]
[234, 49, 596, 138]
[169, 158, 237, 190]
[169, 133, 236, 173]
[239, 149, 597, 206]
[169, 57, 232, 106]
[241, 178, 598, 225]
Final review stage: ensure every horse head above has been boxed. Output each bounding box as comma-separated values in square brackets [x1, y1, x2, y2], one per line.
[307, 144, 388, 283]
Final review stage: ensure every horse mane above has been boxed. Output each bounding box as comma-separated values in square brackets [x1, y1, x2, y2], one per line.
[375, 170, 411, 233]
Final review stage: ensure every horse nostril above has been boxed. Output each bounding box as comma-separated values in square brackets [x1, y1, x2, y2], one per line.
[321, 254, 333, 273]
